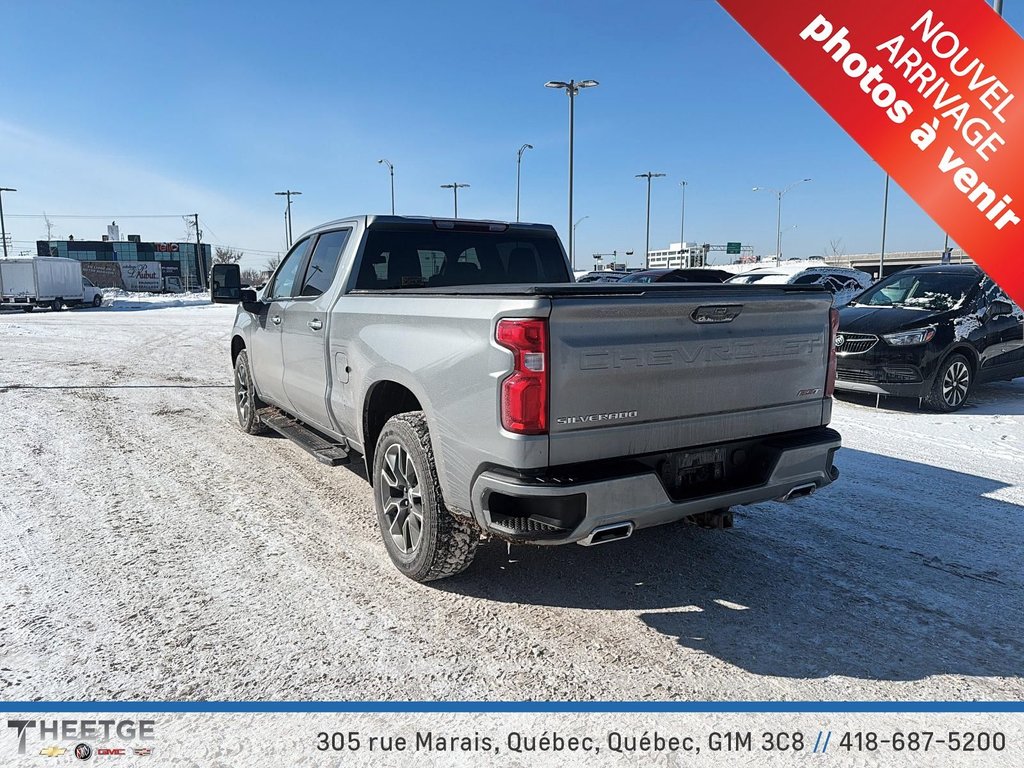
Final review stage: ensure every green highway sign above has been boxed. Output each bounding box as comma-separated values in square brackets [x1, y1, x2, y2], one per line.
[726, 241, 741, 255]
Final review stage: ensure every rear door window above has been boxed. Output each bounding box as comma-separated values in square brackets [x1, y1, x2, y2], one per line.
[299, 229, 351, 297]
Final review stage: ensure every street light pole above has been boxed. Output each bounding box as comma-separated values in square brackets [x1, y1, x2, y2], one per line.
[880, 173, 890, 279]
[678, 180, 688, 266]
[572, 215, 589, 258]
[275, 190, 302, 248]
[377, 159, 395, 215]
[0, 187, 15, 259]
[636, 172, 666, 266]
[753, 178, 811, 265]
[545, 78, 599, 270]
[440, 182, 470, 218]
[516, 144, 533, 222]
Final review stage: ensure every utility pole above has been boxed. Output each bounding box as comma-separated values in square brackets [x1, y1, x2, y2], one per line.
[440, 182, 470, 218]
[275, 190, 302, 247]
[636, 172, 666, 265]
[0, 187, 15, 259]
[193, 213, 204, 292]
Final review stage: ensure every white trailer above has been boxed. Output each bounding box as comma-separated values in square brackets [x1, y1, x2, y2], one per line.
[0, 257, 86, 312]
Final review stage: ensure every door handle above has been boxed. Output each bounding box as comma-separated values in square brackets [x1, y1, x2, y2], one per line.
[308, 318, 323, 331]
[271, 315, 282, 325]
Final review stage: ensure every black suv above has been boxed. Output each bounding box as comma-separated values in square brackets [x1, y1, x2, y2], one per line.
[834, 265, 1024, 411]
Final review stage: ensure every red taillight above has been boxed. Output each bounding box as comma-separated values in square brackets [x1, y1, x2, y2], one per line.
[496, 318, 548, 435]
[826, 307, 840, 397]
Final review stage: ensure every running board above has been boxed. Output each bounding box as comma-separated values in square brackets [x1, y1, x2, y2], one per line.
[258, 408, 351, 466]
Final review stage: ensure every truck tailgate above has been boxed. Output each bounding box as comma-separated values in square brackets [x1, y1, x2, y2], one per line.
[546, 287, 832, 465]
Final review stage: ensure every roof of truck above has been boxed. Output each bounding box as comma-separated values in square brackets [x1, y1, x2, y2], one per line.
[296, 215, 558, 240]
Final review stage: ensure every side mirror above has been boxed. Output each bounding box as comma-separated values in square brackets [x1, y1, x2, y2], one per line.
[240, 289, 264, 315]
[989, 299, 1013, 318]
[211, 263, 242, 303]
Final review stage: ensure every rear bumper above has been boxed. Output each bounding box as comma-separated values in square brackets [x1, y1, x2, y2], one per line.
[470, 427, 841, 545]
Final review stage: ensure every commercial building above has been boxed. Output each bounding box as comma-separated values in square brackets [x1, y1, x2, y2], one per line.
[36, 233, 211, 291]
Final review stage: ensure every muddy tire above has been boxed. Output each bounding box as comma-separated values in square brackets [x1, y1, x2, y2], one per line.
[373, 411, 478, 582]
[925, 353, 972, 412]
[234, 349, 269, 435]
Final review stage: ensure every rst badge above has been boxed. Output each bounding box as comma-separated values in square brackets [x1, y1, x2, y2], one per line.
[691, 305, 743, 323]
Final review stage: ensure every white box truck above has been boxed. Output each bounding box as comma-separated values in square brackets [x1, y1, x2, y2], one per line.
[0, 257, 90, 311]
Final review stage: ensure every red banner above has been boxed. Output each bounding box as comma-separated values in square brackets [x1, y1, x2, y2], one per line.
[718, 0, 1024, 305]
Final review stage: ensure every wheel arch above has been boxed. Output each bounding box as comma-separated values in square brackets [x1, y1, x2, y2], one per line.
[231, 335, 246, 365]
[362, 380, 424, 477]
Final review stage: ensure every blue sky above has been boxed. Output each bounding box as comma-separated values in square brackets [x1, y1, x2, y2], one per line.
[2, 0, 1022, 270]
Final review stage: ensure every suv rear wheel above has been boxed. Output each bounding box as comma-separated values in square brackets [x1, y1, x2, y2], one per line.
[372, 412, 478, 582]
[926, 353, 972, 412]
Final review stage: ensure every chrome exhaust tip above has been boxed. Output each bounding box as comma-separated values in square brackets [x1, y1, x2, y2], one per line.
[776, 482, 817, 503]
[579, 522, 635, 546]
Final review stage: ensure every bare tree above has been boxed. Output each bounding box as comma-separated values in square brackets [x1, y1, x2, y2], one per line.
[822, 238, 846, 259]
[241, 268, 263, 285]
[263, 254, 282, 273]
[214, 246, 243, 264]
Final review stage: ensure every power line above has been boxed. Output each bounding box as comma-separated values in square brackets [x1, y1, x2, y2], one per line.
[5, 213, 189, 219]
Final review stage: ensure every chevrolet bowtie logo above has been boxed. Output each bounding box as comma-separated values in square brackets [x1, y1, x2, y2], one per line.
[39, 746, 67, 757]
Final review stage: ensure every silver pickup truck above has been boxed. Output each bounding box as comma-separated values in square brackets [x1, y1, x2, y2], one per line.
[212, 215, 841, 582]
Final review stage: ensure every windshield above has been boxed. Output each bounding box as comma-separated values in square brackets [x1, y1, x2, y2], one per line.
[852, 272, 977, 312]
[618, 272, 657, 283]
[727, 272, 788, 285]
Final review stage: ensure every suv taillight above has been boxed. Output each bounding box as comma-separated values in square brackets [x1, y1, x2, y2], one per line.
[826, 307, 840, 397]
[496, 318, 548, 435]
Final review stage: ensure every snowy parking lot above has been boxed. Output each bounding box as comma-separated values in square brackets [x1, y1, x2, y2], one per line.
[1, 300, 1022, 701]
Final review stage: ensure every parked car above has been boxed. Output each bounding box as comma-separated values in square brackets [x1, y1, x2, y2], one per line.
[726, 265, 873, 306]
[619, 268, 732, 283]
[575, 270, 629, 283]
[834, 264, 1024, 411]
[211, 215, 841, 582]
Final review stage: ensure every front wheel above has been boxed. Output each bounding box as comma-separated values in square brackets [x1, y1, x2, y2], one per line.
[925, 353, 972, 412]
[233, 349, 269, 434]
[372, 412, 478, 582]
[92, 294, 103, 307]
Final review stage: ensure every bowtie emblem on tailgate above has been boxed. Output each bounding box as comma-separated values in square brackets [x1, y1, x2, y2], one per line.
[691, 305, 742, 323]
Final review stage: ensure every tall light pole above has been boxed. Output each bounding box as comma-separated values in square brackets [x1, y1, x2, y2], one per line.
[440, 182, 470, 218]
[516, 144, 533, 222]
[545, 78, 599, 270]
[879, 173, 890, 279]
[994, 0, 1003, 15]
[0, 187, 15, 259]
[753, 178, 811, 265]
[572, 215, 589, 258]
[678, 180, 688, 266]
[275, 190, 302, 248]
[377, 159, 395, 215]
[636, 172, 666, 266]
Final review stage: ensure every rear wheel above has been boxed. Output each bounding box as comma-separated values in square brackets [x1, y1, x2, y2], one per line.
[234, 349, 269, 435]
[372, 412, 478, 582]
[21, 306, 34, 313]
[925, 353, 972, 412]
[51, 298, 62, 312]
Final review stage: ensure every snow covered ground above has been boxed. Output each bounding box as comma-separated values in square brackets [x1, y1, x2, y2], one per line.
[1, 300, 1022, 701]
